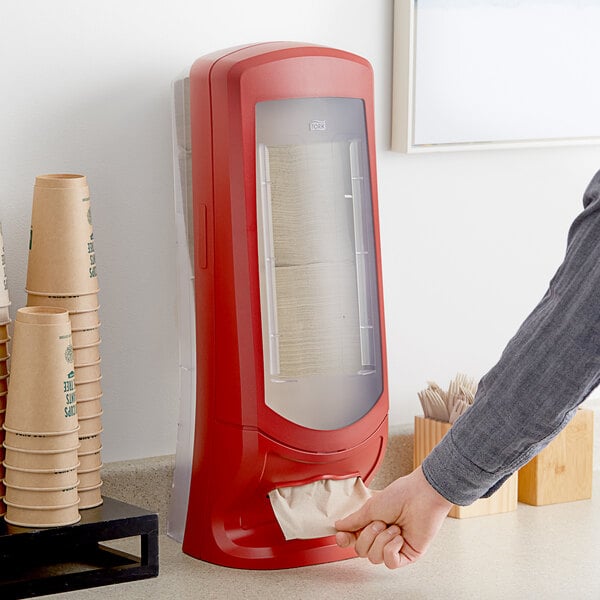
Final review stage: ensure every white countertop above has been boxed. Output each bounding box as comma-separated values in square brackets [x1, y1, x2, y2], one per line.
[44, 473, 600, 600]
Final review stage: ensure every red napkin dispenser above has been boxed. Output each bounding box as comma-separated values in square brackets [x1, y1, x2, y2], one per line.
[182, 42, 388, 569]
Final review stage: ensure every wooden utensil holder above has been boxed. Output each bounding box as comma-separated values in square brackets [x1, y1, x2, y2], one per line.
[413, 416, 518, 518]
[518, 408, 593, 506]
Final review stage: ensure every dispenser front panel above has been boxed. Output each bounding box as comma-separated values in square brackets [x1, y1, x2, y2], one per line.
[256, 98, 383, 430]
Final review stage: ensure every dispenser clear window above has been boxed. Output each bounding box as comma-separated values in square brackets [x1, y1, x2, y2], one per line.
[256, 98, 383, 430]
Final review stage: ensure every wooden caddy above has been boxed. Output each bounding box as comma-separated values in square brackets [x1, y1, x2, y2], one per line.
[518, 408, 593, 506]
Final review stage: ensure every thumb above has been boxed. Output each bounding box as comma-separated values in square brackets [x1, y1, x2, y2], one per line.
[335, 499, 372, 533]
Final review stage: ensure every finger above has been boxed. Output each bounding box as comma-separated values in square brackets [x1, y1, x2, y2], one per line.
[354, 521, 387, 558]
[366, 524, 401, 565]
[335, 530, 357, 548]
[334, 502, 372, 533]
[383, 534, 405, 569]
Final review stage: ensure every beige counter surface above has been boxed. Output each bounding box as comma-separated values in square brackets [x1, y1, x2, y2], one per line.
[45, 474, 600, 600]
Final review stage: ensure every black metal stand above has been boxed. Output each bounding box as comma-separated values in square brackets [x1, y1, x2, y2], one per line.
[0, 497, 159, 599]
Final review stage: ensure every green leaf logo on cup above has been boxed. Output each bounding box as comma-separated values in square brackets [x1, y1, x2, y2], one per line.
[65, 345, 74, 364]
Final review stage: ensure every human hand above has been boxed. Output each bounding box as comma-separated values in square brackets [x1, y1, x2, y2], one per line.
[335, 466, 452, 569]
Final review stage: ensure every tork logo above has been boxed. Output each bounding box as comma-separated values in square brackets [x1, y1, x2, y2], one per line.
[309, 119, 327, 131]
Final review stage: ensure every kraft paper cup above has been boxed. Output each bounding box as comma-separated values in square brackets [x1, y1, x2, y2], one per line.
[73, 341, 101, 364]
[78, 431, 102, 454]
[69, 308, 100, 330]
[77, 466, 102, 488]
[0, 498, 5, 517]
[26, 291, 99, 312]
[4, 481, 79, 506]
[0, 358, 9, 377]
[3, 463, 79, 488]
[3, 444, 79, 470]
[78, 412, 103, 437]
[77, 448, 102, 471]
[75, 376, 102, 398]
[0, 373, 8, 394]
[3, 426, 79, 451]
[0, 320, 10, 341]
[72, 329, 101, 348]
[76, 390, 102, 402]
[78, 482, 102, 509]
[26, 174, 98, 296]
[0, 340, 9, 359]
[77, 396, 103, 418]
[5, 498, 81, 527]
[6, 307, 76, 433]
[0, 390, 7, 411]
[74, 359, 101, 383]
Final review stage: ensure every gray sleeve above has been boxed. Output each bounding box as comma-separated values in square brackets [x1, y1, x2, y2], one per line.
[422, 170, 600, 506]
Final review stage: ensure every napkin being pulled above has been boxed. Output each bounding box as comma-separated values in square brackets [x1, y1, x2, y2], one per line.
[268, 477, 373, 540]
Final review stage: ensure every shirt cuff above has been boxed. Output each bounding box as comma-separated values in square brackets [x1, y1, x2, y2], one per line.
[420, 428, 503, 506]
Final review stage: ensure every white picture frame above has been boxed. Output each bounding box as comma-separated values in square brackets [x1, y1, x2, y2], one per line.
[391, 0, 600, 153]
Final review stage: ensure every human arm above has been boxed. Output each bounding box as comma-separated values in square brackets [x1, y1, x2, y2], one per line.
[337, 170, 600, 567]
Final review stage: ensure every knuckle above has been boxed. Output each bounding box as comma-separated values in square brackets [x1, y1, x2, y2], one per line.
[383, 536, 404, 569]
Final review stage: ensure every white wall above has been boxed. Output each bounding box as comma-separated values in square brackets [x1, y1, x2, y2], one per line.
[1, 1, 599, 461]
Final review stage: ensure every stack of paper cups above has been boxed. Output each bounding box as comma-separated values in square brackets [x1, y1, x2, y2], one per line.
[0, 378, 5, 517]
[0, 223, 11, 516]
[25, 173, 103, 510]
[0, 334, 7, 517]
[3, 307, 80, 527]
